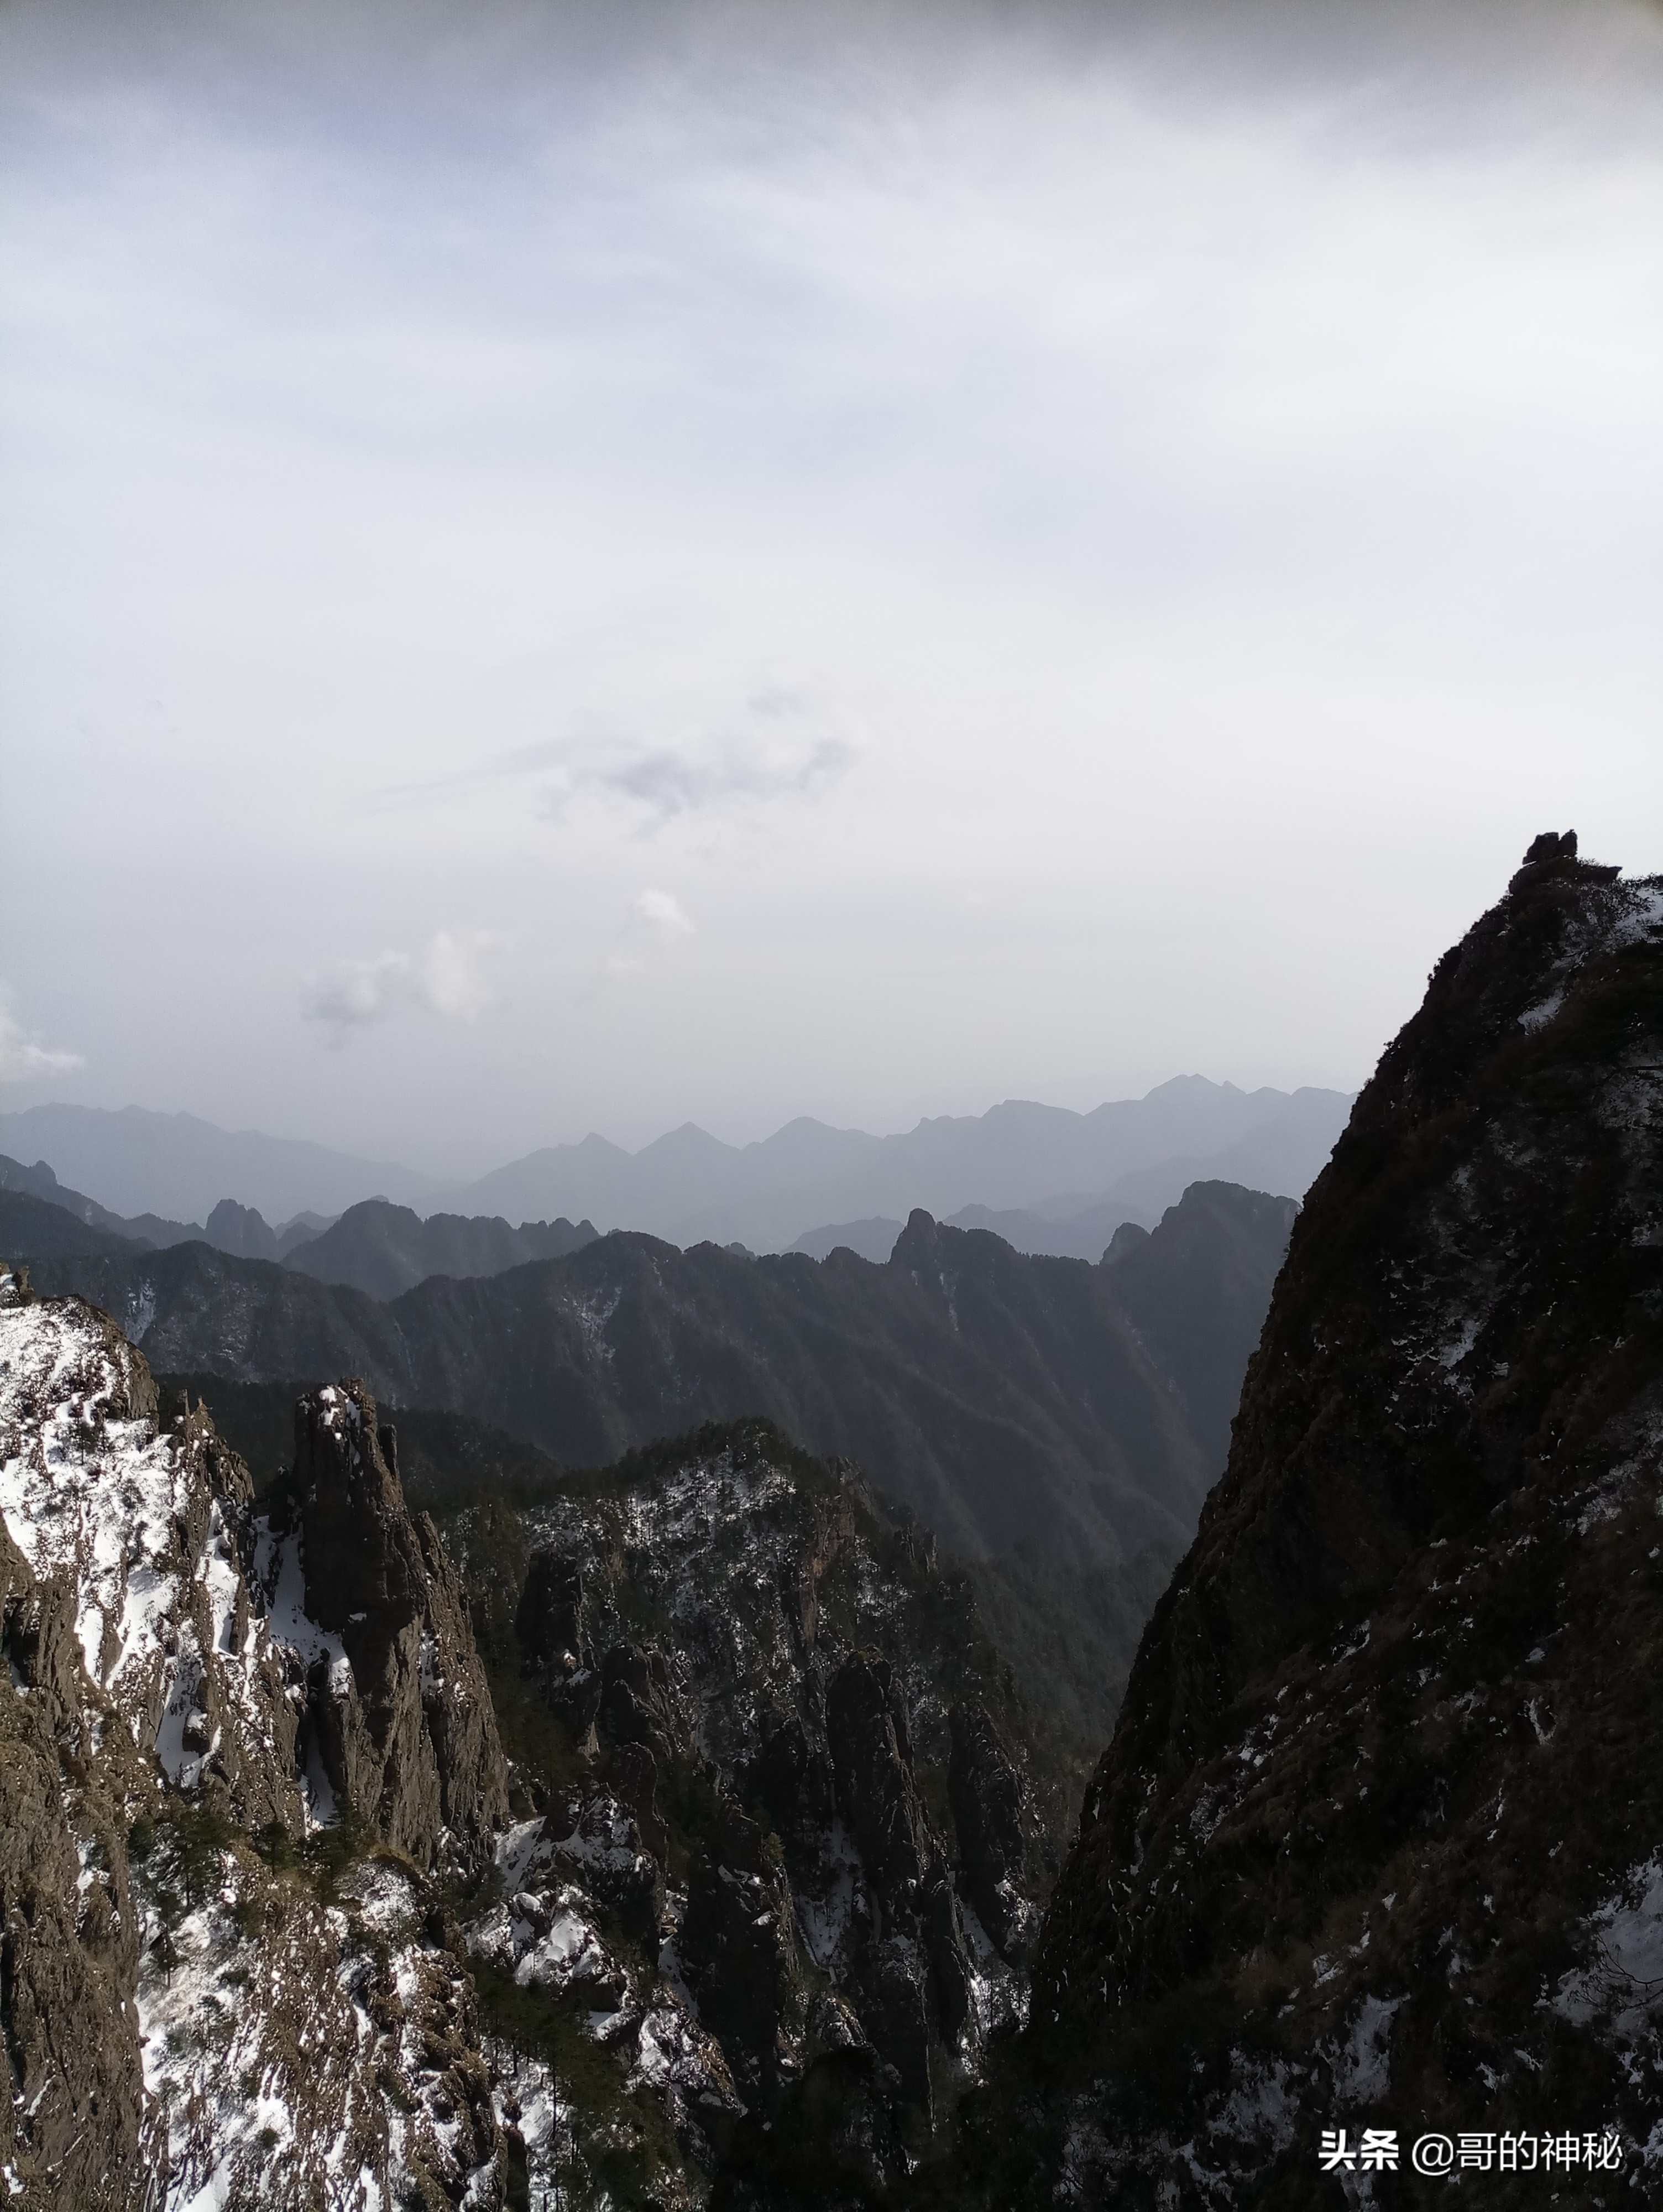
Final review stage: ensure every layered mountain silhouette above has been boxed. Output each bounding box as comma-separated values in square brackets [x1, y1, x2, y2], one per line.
[0, 1151, 197, 1249]
[26, 1181, 1293, 1587]
[1, 1076, 1347, 1254]
[0, 1104, 436, 1224]
[448, 1077, 1347, 1250]
[282, 1198, 598, 1300]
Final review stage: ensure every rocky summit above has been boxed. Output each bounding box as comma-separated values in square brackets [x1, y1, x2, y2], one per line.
[945, 837, 1663, 2205]
[0, 1271, 1066, 2210]
[443, 1417, 1066, 2209]
[0, 1272, 527, 2209]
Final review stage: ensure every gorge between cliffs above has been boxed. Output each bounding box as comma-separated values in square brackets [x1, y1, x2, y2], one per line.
[1, 835, 1660, 2211]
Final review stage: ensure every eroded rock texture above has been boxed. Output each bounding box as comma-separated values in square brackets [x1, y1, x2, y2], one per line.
[970, 841, 1663, 2206]
[281, 1384, 509, 1866]
[0, 1276, 530, 2209]
[467, 1420, 1059, 2209]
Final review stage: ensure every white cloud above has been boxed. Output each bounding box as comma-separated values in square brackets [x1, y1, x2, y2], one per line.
[304, 951, 413, 1034]
[502, 686, 859, 827]
[0, 990, 83, 1084]
[421, 928, 510, 1018]
[5, 1, 1663, 1158]
[302, 931, 510, 1044]
[632, 889, 695, 939]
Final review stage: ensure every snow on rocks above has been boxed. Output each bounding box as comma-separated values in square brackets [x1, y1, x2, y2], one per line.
[135, 1840, 515, 2210]
[0, 1287, 532, 2207]
[631, 2000, 744, 2142]
[469, 1880, 619, 1999]
[1554, 1856, 1663, 2041]
[0, 1290, 318, 1832]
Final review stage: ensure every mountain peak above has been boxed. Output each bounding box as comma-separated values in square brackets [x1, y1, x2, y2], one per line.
[996, 848, 1663, 2203]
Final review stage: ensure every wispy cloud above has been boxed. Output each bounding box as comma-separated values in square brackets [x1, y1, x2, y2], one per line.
[632, 888, 695, 938]
[0, 991, 83, 1084]
[600, 888, 697, 980]
[506, 686, 857, 826]
[302, 930, 510, 1045]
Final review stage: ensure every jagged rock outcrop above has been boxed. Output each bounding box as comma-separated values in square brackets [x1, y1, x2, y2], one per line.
[137, 1843, 529, 2209]
[948, 1702, 1035, 1962]
[0, 1275, 537, 2208]
[965, 839, 1663, 2206]
[0, 1514, 147, 2209]
[279, 1383, 509, 1866]
[829, 1652, 931, 1910]
[458, 1417, 1061, 2206]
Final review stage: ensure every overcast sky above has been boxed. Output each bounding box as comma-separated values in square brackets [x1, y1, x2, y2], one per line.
[3, 0, 1661, 1172]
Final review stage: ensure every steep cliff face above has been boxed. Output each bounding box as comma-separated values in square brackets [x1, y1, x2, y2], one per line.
[0, 1276, 530, 2208]
[449, 1419, 1062, 2208]
[984, 840, 1663, 2205]
[279, 1382, 509, 1866]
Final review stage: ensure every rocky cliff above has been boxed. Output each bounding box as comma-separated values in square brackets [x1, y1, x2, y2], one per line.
[439, 1418, 1065, 2209]
[961, 837, 1663, 2206]
[0, 1271, 530, 2208]
[0, 1264, 1080, 2210]
[23, 1181, 1296, 1761]
[277, 1381, 509, 1866]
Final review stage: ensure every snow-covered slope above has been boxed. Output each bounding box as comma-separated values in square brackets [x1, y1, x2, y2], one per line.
[0, 1272, 545, 2209]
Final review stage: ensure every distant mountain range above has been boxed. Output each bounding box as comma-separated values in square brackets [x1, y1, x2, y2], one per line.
[0, 1163, 597, 1302]
[19, 1181, 1292, 1582]
[0, 1103, 436, 1225]
[0, 1150, 202, 1249]
[0, 1076, 1350, 1253]
[281, 1200, 597, 1301]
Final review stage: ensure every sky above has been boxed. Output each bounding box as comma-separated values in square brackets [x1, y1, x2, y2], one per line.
[3, 0, 1661, 1174]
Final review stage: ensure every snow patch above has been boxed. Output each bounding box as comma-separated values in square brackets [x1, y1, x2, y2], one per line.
[1554, 1857, 1663, 2037]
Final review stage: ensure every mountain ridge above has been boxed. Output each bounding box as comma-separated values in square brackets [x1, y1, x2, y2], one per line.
[24, 1182, 1294, 1588]
[1, 1077, 1348, 1254]
[954, 833, 1663, 2207]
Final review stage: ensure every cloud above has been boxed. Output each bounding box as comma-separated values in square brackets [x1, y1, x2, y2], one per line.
[632, 888, 695, 938]
[595, 888, 695, 985]
[0, 991, 83, 1084]
[302, 930, 509, 1044]
[507, 687, 857, 826]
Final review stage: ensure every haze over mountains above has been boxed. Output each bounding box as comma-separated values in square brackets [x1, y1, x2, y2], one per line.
[0, 1076, 1348, 1256]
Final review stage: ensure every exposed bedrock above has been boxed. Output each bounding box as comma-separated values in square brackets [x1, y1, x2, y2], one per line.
[284, 1381, 509, 1867]
[958, 839, 1663, 2206]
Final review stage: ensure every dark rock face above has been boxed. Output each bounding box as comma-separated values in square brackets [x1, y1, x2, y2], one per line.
[284, 1380, 509, 1867]
[681, 1804, 809, 2089]
[0, 1519, 147, 2210]
[949, 1702, 1032, 1960]
[979, 843, 1663, 2205]
[483, 1418, 1062, 2201]
[828, 1652, 930, 1911]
